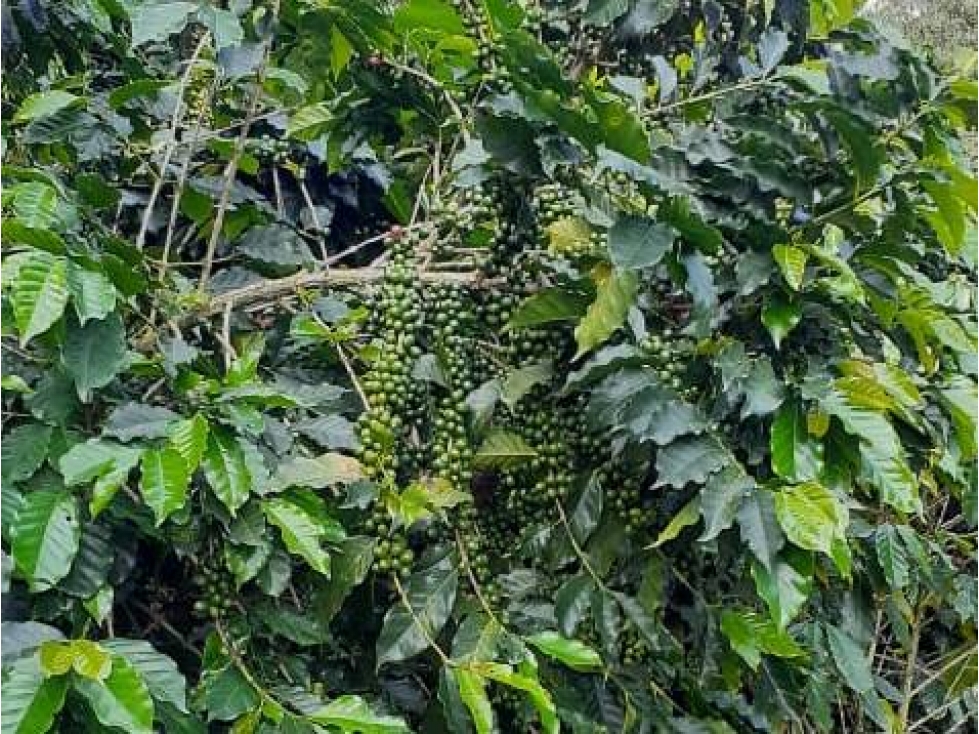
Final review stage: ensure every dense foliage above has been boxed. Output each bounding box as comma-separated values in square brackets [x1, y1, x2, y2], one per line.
[1, 0, 977, 732]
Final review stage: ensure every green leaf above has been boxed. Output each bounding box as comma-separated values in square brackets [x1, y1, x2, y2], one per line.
[652, 497, 700, 547]
[772, 244, 807, 290]
[1, 423, 52, 485]
[574, 267, 639, 358]
[761, 297, 802, 349]
[607, 216, 674, 270]
[472, 430, 538, 469]
[270, 453, 363, 491]
[202, 428, 252, 516]
[63, 313, 128, 401]
[526, 631, 603, 672]
[264, 497, 334, 576]
[739, 359, 785, 418]
[874, 525, 910, 590]
[737, 489, 785, 572]
[128, 2, 197, 47]
[66, 262, 116, 325]
[654, 434, 728, 488]
[508, 288, 591, 329]
[700, 465, 755, 542]
[770, 401, 824, 482]
[469, 662, 558, 734]
[376, 555, 457, 668]
[100, 640, 188, 714]
[819, 388, 919, 513]
[74, 655, 154, 734]
[546, 216, 593, 254]
[1, 658, 68, 734]
[13, 90, 81, 124]
[10, 251, 68, 346]
[309, 695, 411, 733]
[315, 536, 376, 623]
[773, 482, 847, 557]
[58, 439, 142, 517]
[169, 414, 209, 470]
[452, 669, 495, 734]
[202, 666, 258, 722]
[40, 640, 111, 680]
[287, 103, 333, 141]
[500, 361, 553, 407]
[139, 448, 190, 525]
[751, 555, 811, 629]
[103, 402, 180, 442]
[824, 624, 874, 694]
[394, 0, 466, 34]
[719, 610, 805, 670]
[555, 575, 594, 637]
[10, 489, 80, 592]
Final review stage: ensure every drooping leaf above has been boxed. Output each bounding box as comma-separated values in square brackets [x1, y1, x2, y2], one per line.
[770, 401, 824, 482]
[264, 497, 336, 576]
[526, 631, 603, 672]
[773, 482, 847, 557]
[63, 313, 128, 401]
[574, 266, 639, 358]
[139, 448, 190, 525]
[10, 488, 80, 592]
[74, 655, 155, 734]
[700, 465, 755, 542]
[376, 555, 457, 668]
[10, 251, 69, 346]
[0, 658, 68, 734]
[737, 489, 785, 572]
[719, 610, 805, 670]
[202, 428, 253, 516]
[452, 669, 494, 734]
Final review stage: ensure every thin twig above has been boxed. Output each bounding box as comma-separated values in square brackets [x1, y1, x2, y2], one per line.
[198, 44, 271, 291]
[297, 175, 330, 264]
[136, 33, 211, 251]
[337, 342, 370, 410]
[454, 530, 502, 626]
[385, 59, 466, 124]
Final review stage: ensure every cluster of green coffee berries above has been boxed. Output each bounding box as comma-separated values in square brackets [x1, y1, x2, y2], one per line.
[191, 562, 235, 620]
[252, 134, 296, 164]
[356, 227, 425, 477]
[600, 468, 647, 534]
[365, 506, 414, 578]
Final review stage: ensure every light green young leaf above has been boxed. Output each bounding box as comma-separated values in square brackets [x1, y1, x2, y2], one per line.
[472, 430, 538, 469]
[309, 694, 411, 733]
[10, 251, 69, 346]
[773, 482, 847, 557]
[574, 266, 639, 358]
[12, 90, 81, 123]
[139, 448, 190, 525]
[264, 498, 334, 576]
[526, 631, 603, 672]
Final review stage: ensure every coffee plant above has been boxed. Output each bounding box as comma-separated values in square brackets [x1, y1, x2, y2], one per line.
[1, 0, 976, 731]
